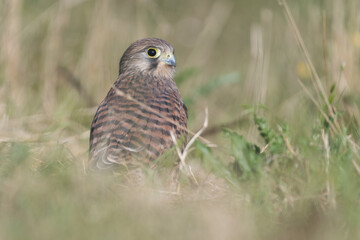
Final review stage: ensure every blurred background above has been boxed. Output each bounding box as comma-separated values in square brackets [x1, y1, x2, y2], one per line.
[1, 0, 360, 149]
[1, 0, 360, 239]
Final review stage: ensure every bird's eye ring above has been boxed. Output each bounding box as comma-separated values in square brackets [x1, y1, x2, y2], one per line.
[147, 48, 161, 58]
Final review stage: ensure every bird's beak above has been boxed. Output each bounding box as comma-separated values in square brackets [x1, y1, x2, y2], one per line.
[161, 53, 176, 67]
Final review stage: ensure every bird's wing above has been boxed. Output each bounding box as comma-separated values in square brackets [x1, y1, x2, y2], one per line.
[89, 93, 146, 169]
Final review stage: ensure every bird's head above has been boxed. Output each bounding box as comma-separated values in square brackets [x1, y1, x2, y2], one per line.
[119, 38, 176, 79]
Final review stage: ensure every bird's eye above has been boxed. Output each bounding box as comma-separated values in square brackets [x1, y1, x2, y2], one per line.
[147, 48, 161, 58]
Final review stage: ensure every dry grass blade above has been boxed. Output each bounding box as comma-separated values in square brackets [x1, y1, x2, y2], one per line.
[296, 78, 337, 134]
[170, 108, 209, 188]
[277, 125, 296, 157]
[352, 159, 360, 176]
[182, 108, 208, 157]
[322, 11, 330, 93]
[278, 0, 341, 134]
[57, 65, 96, 106]
[1, 0, 23, 108]
[185, 1, 232, 68]
[321, 129, 335, 208]
[347, 136, 360, 176]
[42, 1, 68, 113]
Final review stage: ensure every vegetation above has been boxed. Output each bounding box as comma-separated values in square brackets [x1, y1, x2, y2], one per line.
[1, 0, 360, 239]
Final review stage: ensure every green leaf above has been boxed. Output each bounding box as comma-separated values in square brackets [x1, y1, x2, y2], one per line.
[223, 128, 263, 180]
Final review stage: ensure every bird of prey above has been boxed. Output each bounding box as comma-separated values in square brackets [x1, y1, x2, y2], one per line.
[89, 38, 188, 171]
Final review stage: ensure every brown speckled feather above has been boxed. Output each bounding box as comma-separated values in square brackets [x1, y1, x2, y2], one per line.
[89, 38, 187, 170]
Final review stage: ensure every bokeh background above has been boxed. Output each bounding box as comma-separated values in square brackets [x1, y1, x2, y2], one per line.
[1, 0, 360, 239]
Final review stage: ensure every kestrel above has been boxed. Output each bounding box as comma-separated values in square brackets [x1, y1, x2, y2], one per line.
[89, 38, 188, 170]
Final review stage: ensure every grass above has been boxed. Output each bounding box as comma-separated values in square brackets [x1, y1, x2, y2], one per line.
[1, 0, 360, 239]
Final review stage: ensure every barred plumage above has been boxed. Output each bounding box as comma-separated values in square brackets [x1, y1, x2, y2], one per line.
[89, 38, 187, 170]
